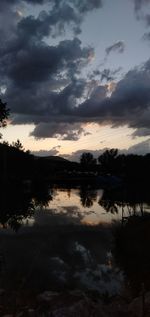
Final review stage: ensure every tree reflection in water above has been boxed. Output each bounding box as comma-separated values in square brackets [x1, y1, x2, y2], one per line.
[0, 180, 52, 231]
[98, 183, 150, 220]
[107, 183, 150, 295]
[114, 214, 150, 295]
[0, 181, 150, 231]
[79, 186, 97, 208]
[0, 181, 150, 297]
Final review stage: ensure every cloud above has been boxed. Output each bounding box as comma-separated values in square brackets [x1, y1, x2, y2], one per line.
[32, 145, 61, 157]
[5, 57, 150, 140]
[3, 37, 93, 112]
[0, 0, 103, 38]
[30, 122, 89, 140]
[142, 32, 150, 41]
[133, 0, 150, 25]
[133, 0, 150, 15]
[132, 128, 150, 137]
[72, 60, 150, 137]
[4, 37, 92, 88]
[1, 0, 150, 141]
[126, 138, 150, 155]
[89, 67, 122, 82]
[0, 0, 99, 140]
[144, 13, 150, 25]
[105, 41, 125, 56]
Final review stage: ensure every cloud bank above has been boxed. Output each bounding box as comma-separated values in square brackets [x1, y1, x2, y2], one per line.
[0, 0, 150, 141]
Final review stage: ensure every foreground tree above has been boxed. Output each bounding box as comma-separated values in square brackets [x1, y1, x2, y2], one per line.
[12, 139, 24, 151]
[0, 98, 9, 137]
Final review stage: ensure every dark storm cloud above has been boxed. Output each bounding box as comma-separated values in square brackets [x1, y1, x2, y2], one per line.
[8, 77, 88, 121]
[7, 58, 150, 140]
[0, 0, 102, 141]
[105, 41, 125, 56]
[71, 60, 150, 137]
[30, 122, 88, 140]
[2, 33, 93, 122]
[17, 6, 82, 40]
[0, 0, 103, 36]
[1, 0, 150, 140]
[3, 37, 92, 88]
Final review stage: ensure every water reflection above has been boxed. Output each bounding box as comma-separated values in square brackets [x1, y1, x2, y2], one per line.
[0, 183, 33, 231]
[0, 181, 150, 297]
[100, 184, 150, 223]
[0, 180, 51, 231]
[79, 186, 97, 208]
[0, 181, 150, 229]
[114, 214, 150, 295]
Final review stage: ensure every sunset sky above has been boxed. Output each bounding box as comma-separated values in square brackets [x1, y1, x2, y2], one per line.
[1, 0, 150, 160]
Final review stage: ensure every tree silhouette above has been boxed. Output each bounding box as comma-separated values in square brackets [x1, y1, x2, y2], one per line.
[98, 148, 118, 174]
[80, 152, 96, 170]
[0, 98, 9, 138]
[12, 139, 24, 151]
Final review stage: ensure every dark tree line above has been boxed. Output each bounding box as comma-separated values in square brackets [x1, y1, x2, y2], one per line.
[80, 149, 150, 182]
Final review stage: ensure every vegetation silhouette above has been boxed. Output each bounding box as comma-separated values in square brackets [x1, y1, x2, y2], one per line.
[114, 214, 150, 295]
[80, 149, 150, 186]
[98, 148, 118, 174]
[79, 186, 97, 208]
[0, 180, 52, 231]
[80, 152, 97, 171]
[99, 183, 150, 218]
[12, 139, 24, 151]
[0, 99, 9, 129]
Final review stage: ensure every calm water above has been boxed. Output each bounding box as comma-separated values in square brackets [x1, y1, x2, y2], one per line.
[26, 186, 150, 226]
[0, 183, 150, 297]
[30, 188, 118, 226]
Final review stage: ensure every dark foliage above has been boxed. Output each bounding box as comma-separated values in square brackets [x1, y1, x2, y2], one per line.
[0, 142, 34, 182]
[80, 149, 150, 183]
[0, 99, 9, 128]
[114, 214, 150, 295]
[80, 152, 97, 171]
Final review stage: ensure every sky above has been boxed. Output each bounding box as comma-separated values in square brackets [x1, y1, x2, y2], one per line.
[1, 0, 150, 160]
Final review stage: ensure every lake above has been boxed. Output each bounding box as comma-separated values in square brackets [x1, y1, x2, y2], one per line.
[0, 182, 150, 302]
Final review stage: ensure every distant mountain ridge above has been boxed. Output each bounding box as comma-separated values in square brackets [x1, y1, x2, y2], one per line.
[36, 155, 69, 162]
